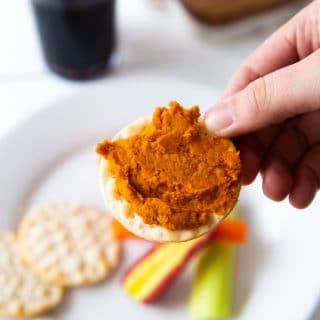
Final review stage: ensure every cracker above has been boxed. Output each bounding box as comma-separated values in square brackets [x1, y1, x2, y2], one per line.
[18, 203, 121, 286]
[98, 116, 234, 243]
[0, 232, 63, 317]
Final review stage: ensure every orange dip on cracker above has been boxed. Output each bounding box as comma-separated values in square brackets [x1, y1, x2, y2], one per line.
[97, 102, 241, 231]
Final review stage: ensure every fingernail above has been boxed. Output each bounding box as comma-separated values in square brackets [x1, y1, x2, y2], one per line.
[205, 99, 234, 134]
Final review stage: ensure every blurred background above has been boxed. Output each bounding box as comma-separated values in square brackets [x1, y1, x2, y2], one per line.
[0, 0, 309, 137]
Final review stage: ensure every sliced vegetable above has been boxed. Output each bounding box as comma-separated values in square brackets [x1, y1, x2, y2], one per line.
[189, 242, 235, 319]
[211, 219, 247, 244]
[121, 206, 247, 304]
[189, 206, 241, 319]
[113, 218, 247, 244]
[122, 232, 212, 303]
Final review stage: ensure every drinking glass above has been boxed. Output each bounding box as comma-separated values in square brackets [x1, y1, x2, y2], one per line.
[31, 0, 116, 80]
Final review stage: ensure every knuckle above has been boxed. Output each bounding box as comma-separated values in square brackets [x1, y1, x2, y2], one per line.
[244, 76, 272, 116]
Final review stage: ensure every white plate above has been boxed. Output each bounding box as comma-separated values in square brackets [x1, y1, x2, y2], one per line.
[0, 75, 319, 320]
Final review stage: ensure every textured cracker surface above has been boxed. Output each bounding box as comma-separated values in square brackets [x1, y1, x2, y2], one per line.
[0, 232, 63, 317]
[18, 203, 121, 286]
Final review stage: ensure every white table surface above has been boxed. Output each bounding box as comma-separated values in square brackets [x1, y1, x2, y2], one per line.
[1, 1, 319, 319]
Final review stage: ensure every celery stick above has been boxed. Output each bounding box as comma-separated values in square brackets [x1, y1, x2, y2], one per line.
[189, 242, 235, 320]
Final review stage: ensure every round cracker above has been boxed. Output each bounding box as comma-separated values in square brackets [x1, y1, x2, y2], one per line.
[98, 116, 240, 243]
[18, 203, 121, 287]
[0, 232, 63, 317]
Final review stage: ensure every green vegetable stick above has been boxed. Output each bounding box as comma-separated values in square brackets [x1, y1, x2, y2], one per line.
[189, 242, 235, 320]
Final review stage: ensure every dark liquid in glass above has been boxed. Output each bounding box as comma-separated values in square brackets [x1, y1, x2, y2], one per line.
[32, 0, 116, 79]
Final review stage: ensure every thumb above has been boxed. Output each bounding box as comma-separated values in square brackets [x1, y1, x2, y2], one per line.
[205, 50, 320, 137]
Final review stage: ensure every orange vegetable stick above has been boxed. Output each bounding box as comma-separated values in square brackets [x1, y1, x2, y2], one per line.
[112, 218, 247, 244]
[211, 219, 247, 244]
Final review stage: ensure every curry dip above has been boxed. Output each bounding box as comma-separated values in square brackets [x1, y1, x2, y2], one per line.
[97, 101, 241, 241]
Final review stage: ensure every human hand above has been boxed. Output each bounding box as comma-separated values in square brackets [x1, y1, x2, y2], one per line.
[205, 0, 320, 208]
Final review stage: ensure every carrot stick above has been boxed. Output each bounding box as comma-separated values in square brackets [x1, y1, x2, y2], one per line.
[112, 218, 247, 244]
[211, 219, 247, 244]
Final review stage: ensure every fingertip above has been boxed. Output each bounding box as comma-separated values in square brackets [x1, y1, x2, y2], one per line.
[289, 166, 318, 209]
[262, 157, 293, 201]
[204, 101, 234, 137]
